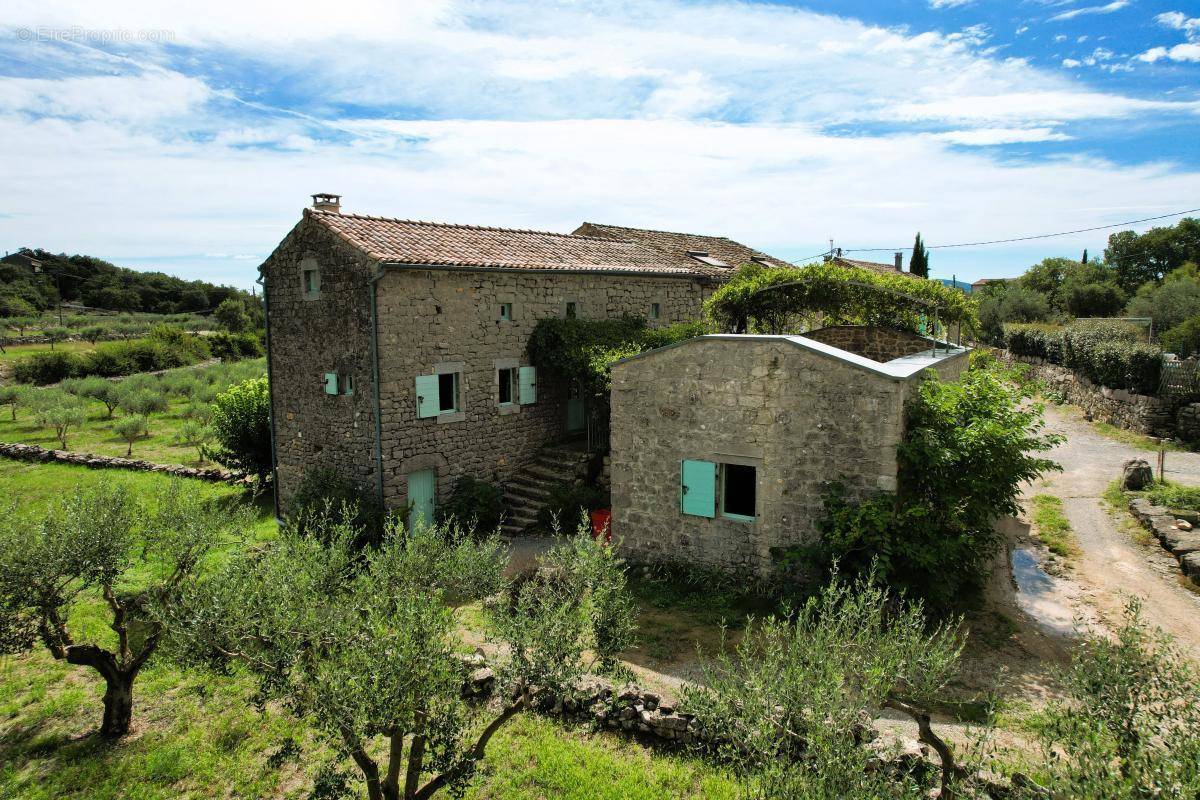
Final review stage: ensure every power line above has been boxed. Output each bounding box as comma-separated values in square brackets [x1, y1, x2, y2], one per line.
[839, 206, 1200, 253]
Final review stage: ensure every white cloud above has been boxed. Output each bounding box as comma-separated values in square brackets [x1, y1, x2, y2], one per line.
[0, 72, 210, 123]
[1155, 11, 1200, 37]
[928, 0, 974, 8]
[929, 127, 1073, 144]
[1142, 42, 1200, 61]
[1049, 2, 1129, 22]
[1062, 58, 1083, 67]
[885, 91, 1200, 123]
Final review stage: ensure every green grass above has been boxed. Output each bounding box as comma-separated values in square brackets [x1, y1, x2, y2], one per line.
[1140, 481, 1200, 512]
[0, 397, 204, 465]
[1030, 494, 1079, 560]
[1092, 421, 1187, 452]
[0, 340, 94, 364]
[0, 461, 743, 800]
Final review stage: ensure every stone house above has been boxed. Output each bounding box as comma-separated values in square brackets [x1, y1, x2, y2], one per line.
[258, 194, 788, 528]
[608, 327, 969, 578]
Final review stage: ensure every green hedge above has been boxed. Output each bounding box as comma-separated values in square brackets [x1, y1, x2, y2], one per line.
[207, 331, 263, 361]
[1005, 320, 1162, 395]
[11, 327, 211, 385]
[1002, 323, 1063, 362]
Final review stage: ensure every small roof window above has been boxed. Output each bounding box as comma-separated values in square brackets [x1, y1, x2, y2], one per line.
[686, 249, 729, 268]
[750, 256, 777, 267]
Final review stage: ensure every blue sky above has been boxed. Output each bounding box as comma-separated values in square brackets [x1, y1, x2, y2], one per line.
[0, 0, 1197, 288]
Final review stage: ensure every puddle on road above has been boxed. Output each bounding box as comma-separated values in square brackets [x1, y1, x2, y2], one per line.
[1011, 547, 1076, 637]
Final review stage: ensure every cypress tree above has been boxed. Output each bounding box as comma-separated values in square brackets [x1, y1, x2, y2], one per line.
[909, 233, 929, 278]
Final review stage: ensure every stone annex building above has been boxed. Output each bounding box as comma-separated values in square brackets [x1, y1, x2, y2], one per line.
[260, 194, 818, 528]
[610, 329, 968, 577]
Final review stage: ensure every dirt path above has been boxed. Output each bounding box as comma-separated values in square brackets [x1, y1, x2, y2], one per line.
[1034, 405, 1200, 654]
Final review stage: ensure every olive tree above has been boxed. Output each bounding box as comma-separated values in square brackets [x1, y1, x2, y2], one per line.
[168, 514, 636, 800]
[0, 384, 24, 421]
[684, 575, 967, 799]
[114, 414, 149, 457]
[0, 483, 244, 737]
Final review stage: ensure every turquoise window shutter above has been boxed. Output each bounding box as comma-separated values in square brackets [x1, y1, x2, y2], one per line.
[518, 366, 537, 405]
[415, 374, 440, 418]
[323, 372, 338, 395]
[681, 459, 716, 517]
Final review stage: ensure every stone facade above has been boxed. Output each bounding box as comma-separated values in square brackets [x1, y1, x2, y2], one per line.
[371, 268, 710, 510]
[262, 215, 715, 514]
[609, 335, 969, 578]
[802, 326, 934, 363]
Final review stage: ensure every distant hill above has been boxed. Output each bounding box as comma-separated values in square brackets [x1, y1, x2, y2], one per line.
[0, 248, 255, 316]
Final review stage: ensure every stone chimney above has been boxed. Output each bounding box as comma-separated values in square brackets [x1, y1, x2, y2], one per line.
[311, 193, 341, 213]
[894, 251, 903, 271]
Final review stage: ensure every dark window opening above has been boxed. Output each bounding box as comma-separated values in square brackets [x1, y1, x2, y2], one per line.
[498, 367, 516, 404]
[500, 303, 512, 321]
[722, 463, 756, 519]
[565, 301, 577, 319]
[438, 372, 458, 412]
[650, 302, 661, 319]
[303, 268, 319, 296]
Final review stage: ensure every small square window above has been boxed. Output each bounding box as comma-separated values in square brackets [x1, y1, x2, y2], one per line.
[721, 463, 757, 521]
[565, 301, 577, 319]
[438, 372, 459, 413]
[339, 374, 354, 396]
[498, 367, 517, 405]
[650, 302, 661, 320]
[499, 303, 512, 321]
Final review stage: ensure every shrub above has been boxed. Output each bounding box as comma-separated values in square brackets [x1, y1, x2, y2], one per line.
[43, 326, 70, 350]
[213, 298, 250, 333]
[11, 330, 212, 385]
[64, 375, 120, 418]
[1161, 315, 1200, 358]
[437, 476, 506, 533]
[1038, 600, 1200, 796]
[1003, 322, 1063, 362]
[113, 415, 149, 457]
[79, 325, 107, 344]
[116, 387, 169, 418]
[536, 482, 606, 532]
[207, 331, 263, 361]
[204, 376, 272, 483]
[1062, 320, 1161, 394]
[803, 365, 1061, 608]
[12, 350, 79, 384]
[290, 468, 385, 549]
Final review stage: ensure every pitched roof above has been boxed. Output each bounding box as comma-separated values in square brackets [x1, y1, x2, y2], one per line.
[572, 222, 787, 276]
[829, 256, 904, 276]
[307, 209, 704, 276]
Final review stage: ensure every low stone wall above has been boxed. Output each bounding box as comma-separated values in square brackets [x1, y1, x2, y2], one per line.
[1007, 355, 1172, 435]
[0, 441, 247, 483]
[1127, 497, 1200, 585]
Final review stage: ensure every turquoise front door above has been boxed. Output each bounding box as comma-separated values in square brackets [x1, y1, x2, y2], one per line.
[566, 383, 586, 433]
[407, 469, 436, 531]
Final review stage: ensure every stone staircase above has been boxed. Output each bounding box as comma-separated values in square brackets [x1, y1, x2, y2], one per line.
[501, 442, 592, 536]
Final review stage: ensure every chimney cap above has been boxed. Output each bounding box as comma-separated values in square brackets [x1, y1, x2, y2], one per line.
[311, 193, 342, 212]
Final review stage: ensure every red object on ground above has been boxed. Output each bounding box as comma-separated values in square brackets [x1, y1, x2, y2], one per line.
[590, 509, 612, 544]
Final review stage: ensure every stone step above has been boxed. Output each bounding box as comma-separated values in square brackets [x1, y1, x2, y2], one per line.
[505, 484, 554, 503]
[533, 452, 590, 469]
[522, 463, 576, 483]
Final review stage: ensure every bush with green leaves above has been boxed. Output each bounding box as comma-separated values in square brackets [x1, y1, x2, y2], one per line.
[63, 375, 120, 418]
[114, 414, 150, 457]
[290, 467, 386, 548]
[1003, 322, 1064, 362]
[213, 297, 250, 333]
[167, 515, 635, 800]
[204, 376, 272, 483]
[11, 328, 212, 385]
[536, 481, 607, 532]
[0, 384, 25, 421]
[43, 326, 70, 350]
[437, 476, 506, 533]
[1061, 319, 1161, 395]
[79, 324, 107, 344]
[32, 396, 87, 450]
[683, 574, 966, 799]
[0, 483, 247, 737]
[175, 419, 214, 463]
[1036, 600, 1200, 797]
[802, 364, 1061, 608]
[977, 283, 1053, 344]
[207, 330, 263, 361]
[1161, 315, 1200, 358]
[116, 385, 169, 418]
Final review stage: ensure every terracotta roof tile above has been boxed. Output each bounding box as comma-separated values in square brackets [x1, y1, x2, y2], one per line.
[830, 256, 907, 276]
[308, 210, 705, 276]
[573, 222, 788, 276]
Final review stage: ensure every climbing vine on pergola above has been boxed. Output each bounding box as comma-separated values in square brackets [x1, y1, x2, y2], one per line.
[704, 262, 978, 336]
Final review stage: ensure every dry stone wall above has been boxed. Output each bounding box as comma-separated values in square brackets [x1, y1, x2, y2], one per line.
[0, 441, 246, 483]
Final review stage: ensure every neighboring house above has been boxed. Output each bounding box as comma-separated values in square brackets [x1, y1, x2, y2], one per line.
[826, 249, 906, 275]
[971, 277, 1014, 291]
[609, 326, 969, 578]
[259, 195, 788, 525]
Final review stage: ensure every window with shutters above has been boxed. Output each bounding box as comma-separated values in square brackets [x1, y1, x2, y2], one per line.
[438, 373, 459, 413]
[720, 463, 757, 521]
[497, 367, 516, 405]
[499, 303, 512, 321]
[416, 368, 463, 420]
